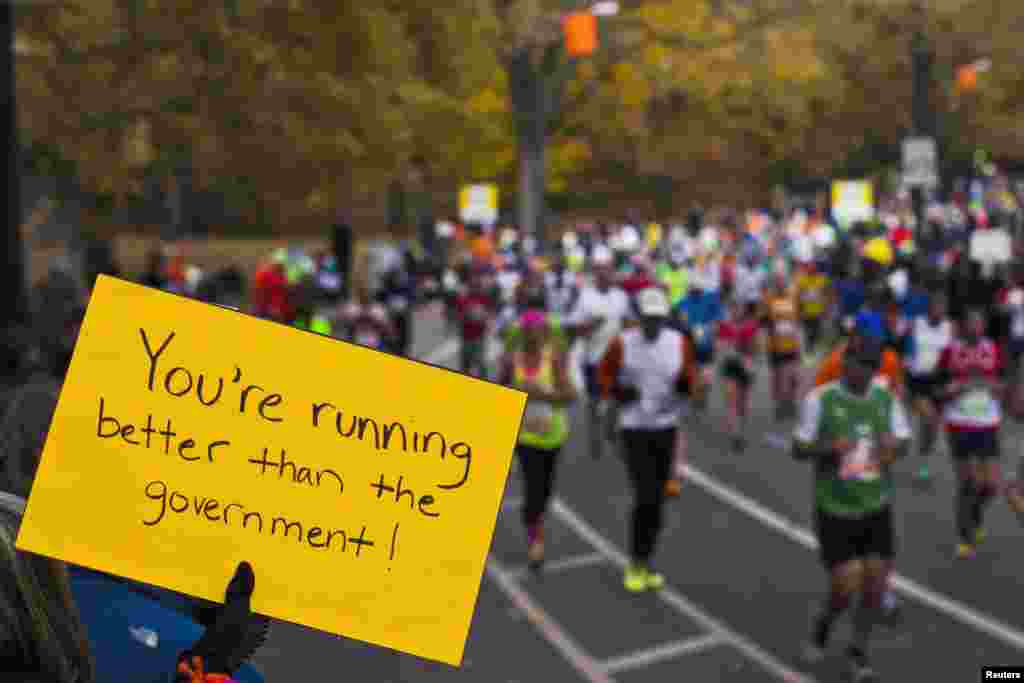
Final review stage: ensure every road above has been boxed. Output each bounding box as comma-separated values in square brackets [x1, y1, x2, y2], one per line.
[252, 306, 1024, 681]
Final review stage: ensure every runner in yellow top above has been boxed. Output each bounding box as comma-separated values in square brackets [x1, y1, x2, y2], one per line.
[794, 260, 831, 357]
[498, 308, 576, 571]
[762, 271, 803, 422]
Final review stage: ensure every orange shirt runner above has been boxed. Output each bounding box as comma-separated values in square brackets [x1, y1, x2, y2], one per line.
[814, 340, 904, 396]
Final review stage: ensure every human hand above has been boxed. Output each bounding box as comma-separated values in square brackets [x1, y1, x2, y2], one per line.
[176, 562, 269, 681]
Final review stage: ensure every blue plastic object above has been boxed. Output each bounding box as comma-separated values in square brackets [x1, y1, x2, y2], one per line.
[68, 567, 264, 683]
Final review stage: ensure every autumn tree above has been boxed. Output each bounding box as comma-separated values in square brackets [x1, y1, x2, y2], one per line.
[15, 0, 505, 233]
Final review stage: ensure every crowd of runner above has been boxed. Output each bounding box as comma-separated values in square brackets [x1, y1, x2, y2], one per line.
[438, 185, 1024, 682]
[7, 175, 1024, 681]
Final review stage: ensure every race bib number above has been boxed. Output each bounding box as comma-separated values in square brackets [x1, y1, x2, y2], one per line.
[523, 402, 555, 434]
[960, 389, 997, 420]
[839, 438, 880, 482]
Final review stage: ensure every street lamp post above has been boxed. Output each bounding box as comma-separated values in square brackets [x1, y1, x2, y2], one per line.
[910, 26, 934, 243]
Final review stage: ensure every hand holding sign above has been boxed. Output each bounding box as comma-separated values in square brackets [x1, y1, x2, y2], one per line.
[17, 276, 527, 666]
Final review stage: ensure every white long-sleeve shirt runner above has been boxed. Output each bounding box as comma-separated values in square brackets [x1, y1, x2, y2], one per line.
[598, 327, 692, 430]
[569, 285, 633, 365]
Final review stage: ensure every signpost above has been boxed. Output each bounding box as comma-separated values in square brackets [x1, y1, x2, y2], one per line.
[902, 137, 939, 189]
[830, 180, 875, 229]
[458, 184, 499, 229]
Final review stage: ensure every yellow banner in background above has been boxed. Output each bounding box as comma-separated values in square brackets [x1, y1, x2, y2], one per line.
[830, 180, 875, 228]
[17, 275, 526, 666]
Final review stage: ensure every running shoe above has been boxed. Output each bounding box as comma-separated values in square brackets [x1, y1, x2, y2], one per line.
[916, 463, 930, 481]
[665, 478, 683, 497]
[624, 565, 647, 593]
[644, 569, 665, 591]
[956, 542, 976, 559]
[731, 436, 745, 454]
[974, 528, 987, 546]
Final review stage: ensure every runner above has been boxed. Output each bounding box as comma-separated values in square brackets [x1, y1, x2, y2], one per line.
[996, 264, 1024, 417]
[814, 321, 905, 396]
[338, 295, 395, 352]
[674, 273, 722, 416]
[498, 309, 576, 570]
[732, 248, 766, 310]
[835, 262, 867, 339]
[762, 271, 802, 421]
[937, 308, 1005, 559]
[544, 251, 581, 318]
[453, 268, 498, 378]
[794, 258, 830, 359]
[794, 334, 911, 682]
[905, 291, 955, 481]
[598, 288, 699, 592]
[655, 242, 690, 310]
[1008, 460, 1024, 522]
[566, 246, 632, 460]
[718, 299, 761, 453]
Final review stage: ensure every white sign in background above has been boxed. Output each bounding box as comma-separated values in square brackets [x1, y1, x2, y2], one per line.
[903, 137, 939, 188]
[459, 185, 499, 227]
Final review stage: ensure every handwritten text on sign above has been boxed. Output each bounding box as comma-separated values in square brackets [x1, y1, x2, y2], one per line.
[16, 275, 526, 666]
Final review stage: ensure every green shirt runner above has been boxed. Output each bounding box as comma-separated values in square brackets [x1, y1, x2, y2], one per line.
[793, 380, 912, 518]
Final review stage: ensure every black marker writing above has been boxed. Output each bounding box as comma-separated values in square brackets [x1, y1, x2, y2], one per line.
[139, 328, 283, 422]
[311, 402, 473, 487]
[142, 480, 369, 555]
[97, 398, 228, 463]
[370, 473, 440, 518]
[248, 447, 343, 494]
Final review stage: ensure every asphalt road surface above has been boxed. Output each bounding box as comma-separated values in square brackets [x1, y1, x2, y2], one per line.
[252, 307, 1024, 682]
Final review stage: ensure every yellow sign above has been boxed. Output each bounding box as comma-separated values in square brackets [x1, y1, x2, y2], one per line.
[830, 180, 875, 228]
[17, 275, 526, 667]
[458, 184, 499, 226]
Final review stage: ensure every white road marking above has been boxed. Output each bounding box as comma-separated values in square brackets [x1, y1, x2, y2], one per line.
[422, 331, 1024, 657]
[486, 557, 614, 683]
[682, 466, 1024, 652]
[551, 499, 818, 683]
[508, 551, 608, 581]
[600, 634, 727, 674]
[423, 336, 816, 681]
